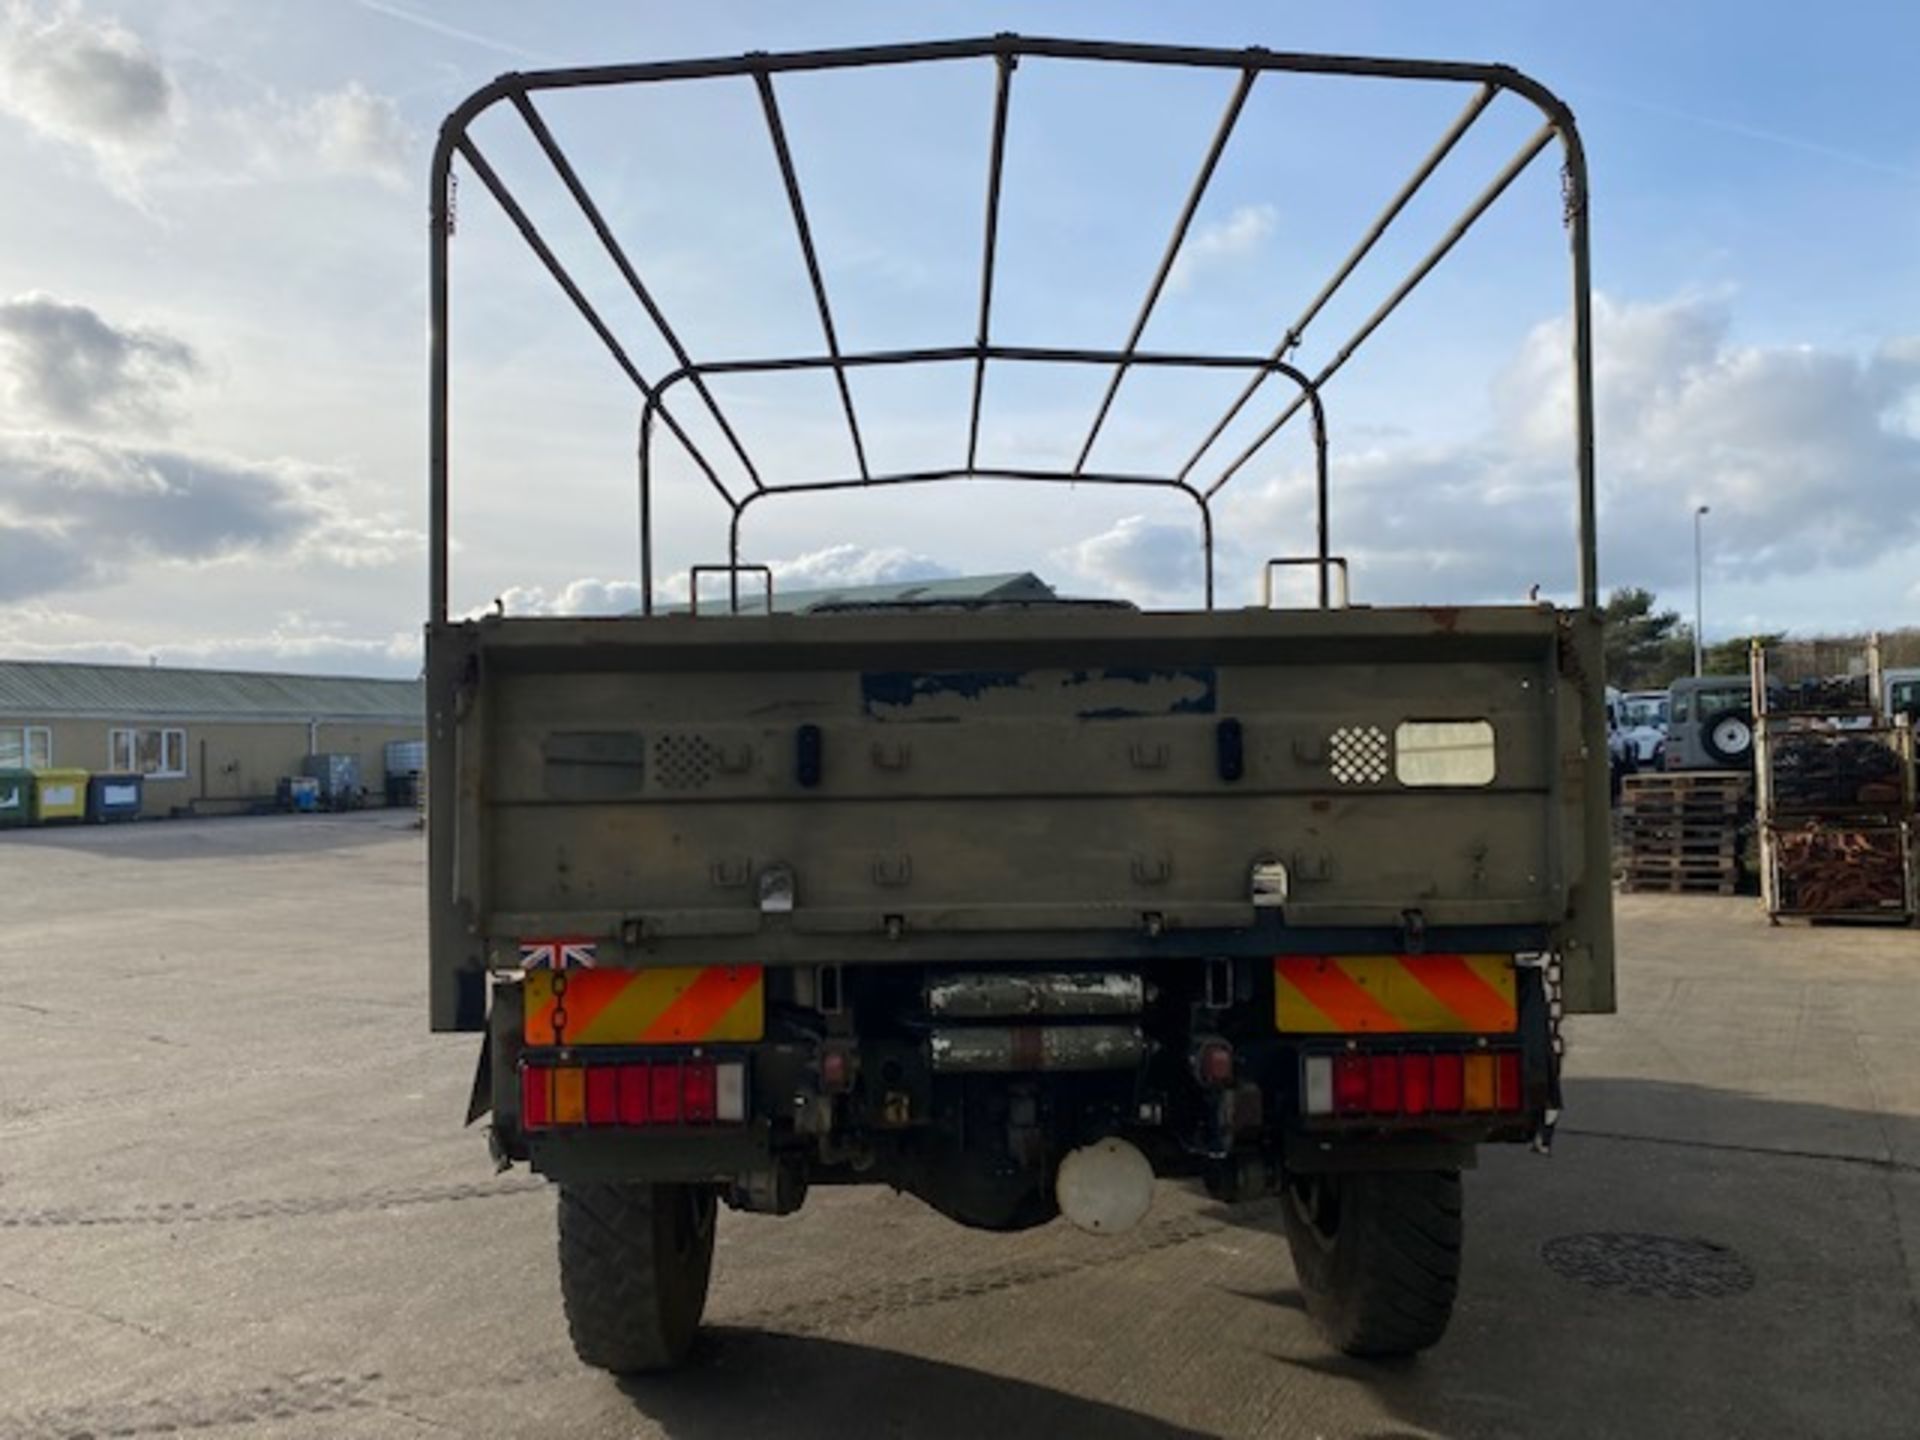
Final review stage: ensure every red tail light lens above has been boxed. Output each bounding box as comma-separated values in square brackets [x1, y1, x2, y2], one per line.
[618, 1064, 651, 1124]
[585, 1066, 619, 1125]
[1367, 1055, 1400, 1113]
[1332, 1054, 1369, 1113]
[521, 1065, 551, 1128]
[520, 1059, 748, 1130]
[1400, 1054, 1432, 1116]
[650, 1065, 682, 1124]
[682, 1061, 717, 1122]
[1496, 1051, 1524, 1112]
[1308, 1050, 1523, 1122]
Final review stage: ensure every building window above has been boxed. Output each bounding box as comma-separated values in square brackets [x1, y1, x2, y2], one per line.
[0, 726, 51, 769]
[110, 727, 187, 778]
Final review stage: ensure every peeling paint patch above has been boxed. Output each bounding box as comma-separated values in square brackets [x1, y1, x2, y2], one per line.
[863, 667, 1217, 722]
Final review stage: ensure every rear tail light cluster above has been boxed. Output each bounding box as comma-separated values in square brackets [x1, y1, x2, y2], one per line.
[1301, 1050, 1524, 1119]
[521, 1058, 747, 1130]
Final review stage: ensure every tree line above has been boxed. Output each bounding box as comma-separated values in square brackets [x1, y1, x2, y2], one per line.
[1603, 587, 1920, 691]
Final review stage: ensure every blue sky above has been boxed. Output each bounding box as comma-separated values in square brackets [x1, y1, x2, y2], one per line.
[0, 0, 1914, 673]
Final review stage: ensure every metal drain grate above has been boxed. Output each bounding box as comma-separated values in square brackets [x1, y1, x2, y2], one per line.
[1328, 725, 1390, 785]
[652, 734, 717, 791]
[1541, 1232, 1755, 1300]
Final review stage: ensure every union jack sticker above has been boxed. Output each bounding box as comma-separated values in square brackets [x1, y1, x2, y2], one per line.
[518, 938, 598, 971]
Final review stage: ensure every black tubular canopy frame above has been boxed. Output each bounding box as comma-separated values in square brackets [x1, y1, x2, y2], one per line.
[429, 35, 1596, 621]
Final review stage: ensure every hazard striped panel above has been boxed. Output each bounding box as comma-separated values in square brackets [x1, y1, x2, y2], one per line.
[1274, 954, 1516, 1034]
[524, 966, 763, 1047]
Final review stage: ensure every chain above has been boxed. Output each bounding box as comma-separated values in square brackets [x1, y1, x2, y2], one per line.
[1545, 953, 1566, 1059]
[445, 171, 459, 236]
[549, 968, 569, 1048]
[1528, 951, 1567, 1156]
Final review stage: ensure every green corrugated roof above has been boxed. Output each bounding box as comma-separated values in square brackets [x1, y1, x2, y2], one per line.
[0, 661, 422, 724]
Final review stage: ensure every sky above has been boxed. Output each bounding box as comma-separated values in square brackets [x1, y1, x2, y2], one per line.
[0, 0, 1915, 676]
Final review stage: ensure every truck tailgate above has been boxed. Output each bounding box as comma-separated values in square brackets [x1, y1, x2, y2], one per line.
[428, 604, 1613, 1027]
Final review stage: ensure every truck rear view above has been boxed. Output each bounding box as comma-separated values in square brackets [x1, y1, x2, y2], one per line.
[426, 36, 1614, 1371]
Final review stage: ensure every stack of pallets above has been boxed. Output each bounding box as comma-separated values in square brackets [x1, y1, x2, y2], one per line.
[1754, 637, 1917, 924]
[1617, 772, 1751, 895]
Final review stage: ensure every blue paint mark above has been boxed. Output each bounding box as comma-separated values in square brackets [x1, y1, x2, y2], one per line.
[862, 667, 1217, 721]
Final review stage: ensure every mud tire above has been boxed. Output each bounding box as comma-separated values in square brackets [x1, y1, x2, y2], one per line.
[1282, 1169, 1462, 1357]
[557, 1181, 716, 1373]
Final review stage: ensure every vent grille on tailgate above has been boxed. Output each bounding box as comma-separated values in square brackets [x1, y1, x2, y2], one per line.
[1329, 725, 1391, 785]
[653, 734, 717, 790]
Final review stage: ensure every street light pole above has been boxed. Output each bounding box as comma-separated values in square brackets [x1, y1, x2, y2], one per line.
[1693, 504, 1710, 677]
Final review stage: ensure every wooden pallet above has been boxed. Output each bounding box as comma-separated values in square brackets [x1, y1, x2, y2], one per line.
[1618, 809, 1741, 827]
[1620, 795, 1747, 814]
[1619, 834, 1740, 893]
[1617, 835, 1738, 857]
[1620, 871, 1740, 896]
[1620, 876, 1740, 896]
[1624, 852, 1736, 874]
[1621, 804, 1748, 824]
[1617, 774, 1753, 894]
[1624, 772, 1752, 794]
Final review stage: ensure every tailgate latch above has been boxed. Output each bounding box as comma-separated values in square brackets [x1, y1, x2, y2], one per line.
[1399, 907, 1428, 954]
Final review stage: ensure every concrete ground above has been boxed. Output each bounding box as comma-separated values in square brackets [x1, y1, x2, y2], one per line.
[0, 813, 1915, 1439]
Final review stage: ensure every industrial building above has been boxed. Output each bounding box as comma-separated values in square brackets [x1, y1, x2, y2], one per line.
[0, 660, 422, 819]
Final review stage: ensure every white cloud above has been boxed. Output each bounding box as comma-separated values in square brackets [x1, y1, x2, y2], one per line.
[1055, 515, 1203, 604]
[1187, 293, 1920, 611]
[1168, 203, 1276, 293]
[0, 431, 415, 600]
[0, 3, 173, 165]
[0, 291, 197, 430]
[0, 7, 414, 200]
[488, 577, 645, 618]
[0, 290, 416, 601]
[488, 545, 961, 618]
[300, 81, 411, 187]
[0, 611, 421, 676]
[764, 542, 957, 591]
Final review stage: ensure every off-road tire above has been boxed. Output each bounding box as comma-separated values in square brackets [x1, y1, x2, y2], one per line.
[1282, 1169, 1462, 1357]
[557, 1181, 717, 1373]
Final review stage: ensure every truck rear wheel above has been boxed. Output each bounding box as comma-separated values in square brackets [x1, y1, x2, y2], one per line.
[1281, 1169, 1461, 1357]
[557, 1181, 716, 1373]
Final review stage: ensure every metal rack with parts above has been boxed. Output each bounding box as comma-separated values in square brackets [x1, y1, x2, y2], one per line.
[1752, 637, 1916, 923]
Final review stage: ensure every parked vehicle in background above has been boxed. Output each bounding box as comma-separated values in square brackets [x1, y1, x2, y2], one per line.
[1666, 675, 1771, 770]
[1605, 688, 1639, 799]
[1885, 667, 1920, 725]
[427, 37, 1615, 1373]
[1619, 690, 1668, 765]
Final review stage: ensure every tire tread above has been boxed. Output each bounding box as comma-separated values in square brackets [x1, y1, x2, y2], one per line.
[557, 1182, 714, 1374]
[1283, 1169, 1463, 1358]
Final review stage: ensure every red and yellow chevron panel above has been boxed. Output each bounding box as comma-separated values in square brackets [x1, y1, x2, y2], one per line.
[524, 966, 763, 1047]
[1274, 954, 1516, 1034]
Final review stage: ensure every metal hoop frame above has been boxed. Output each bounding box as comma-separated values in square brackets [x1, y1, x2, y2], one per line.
[429, 35, 1595, 621]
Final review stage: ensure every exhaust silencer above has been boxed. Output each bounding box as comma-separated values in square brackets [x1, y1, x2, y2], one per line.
[928, 1024, 1145, 1073]
[925, 971, 1144, 1019]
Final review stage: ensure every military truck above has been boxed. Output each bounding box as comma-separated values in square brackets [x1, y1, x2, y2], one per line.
[427, 37, 1614, 1370]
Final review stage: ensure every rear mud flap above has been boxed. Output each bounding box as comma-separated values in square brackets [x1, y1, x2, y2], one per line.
[465, 1029, 493, 1127]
